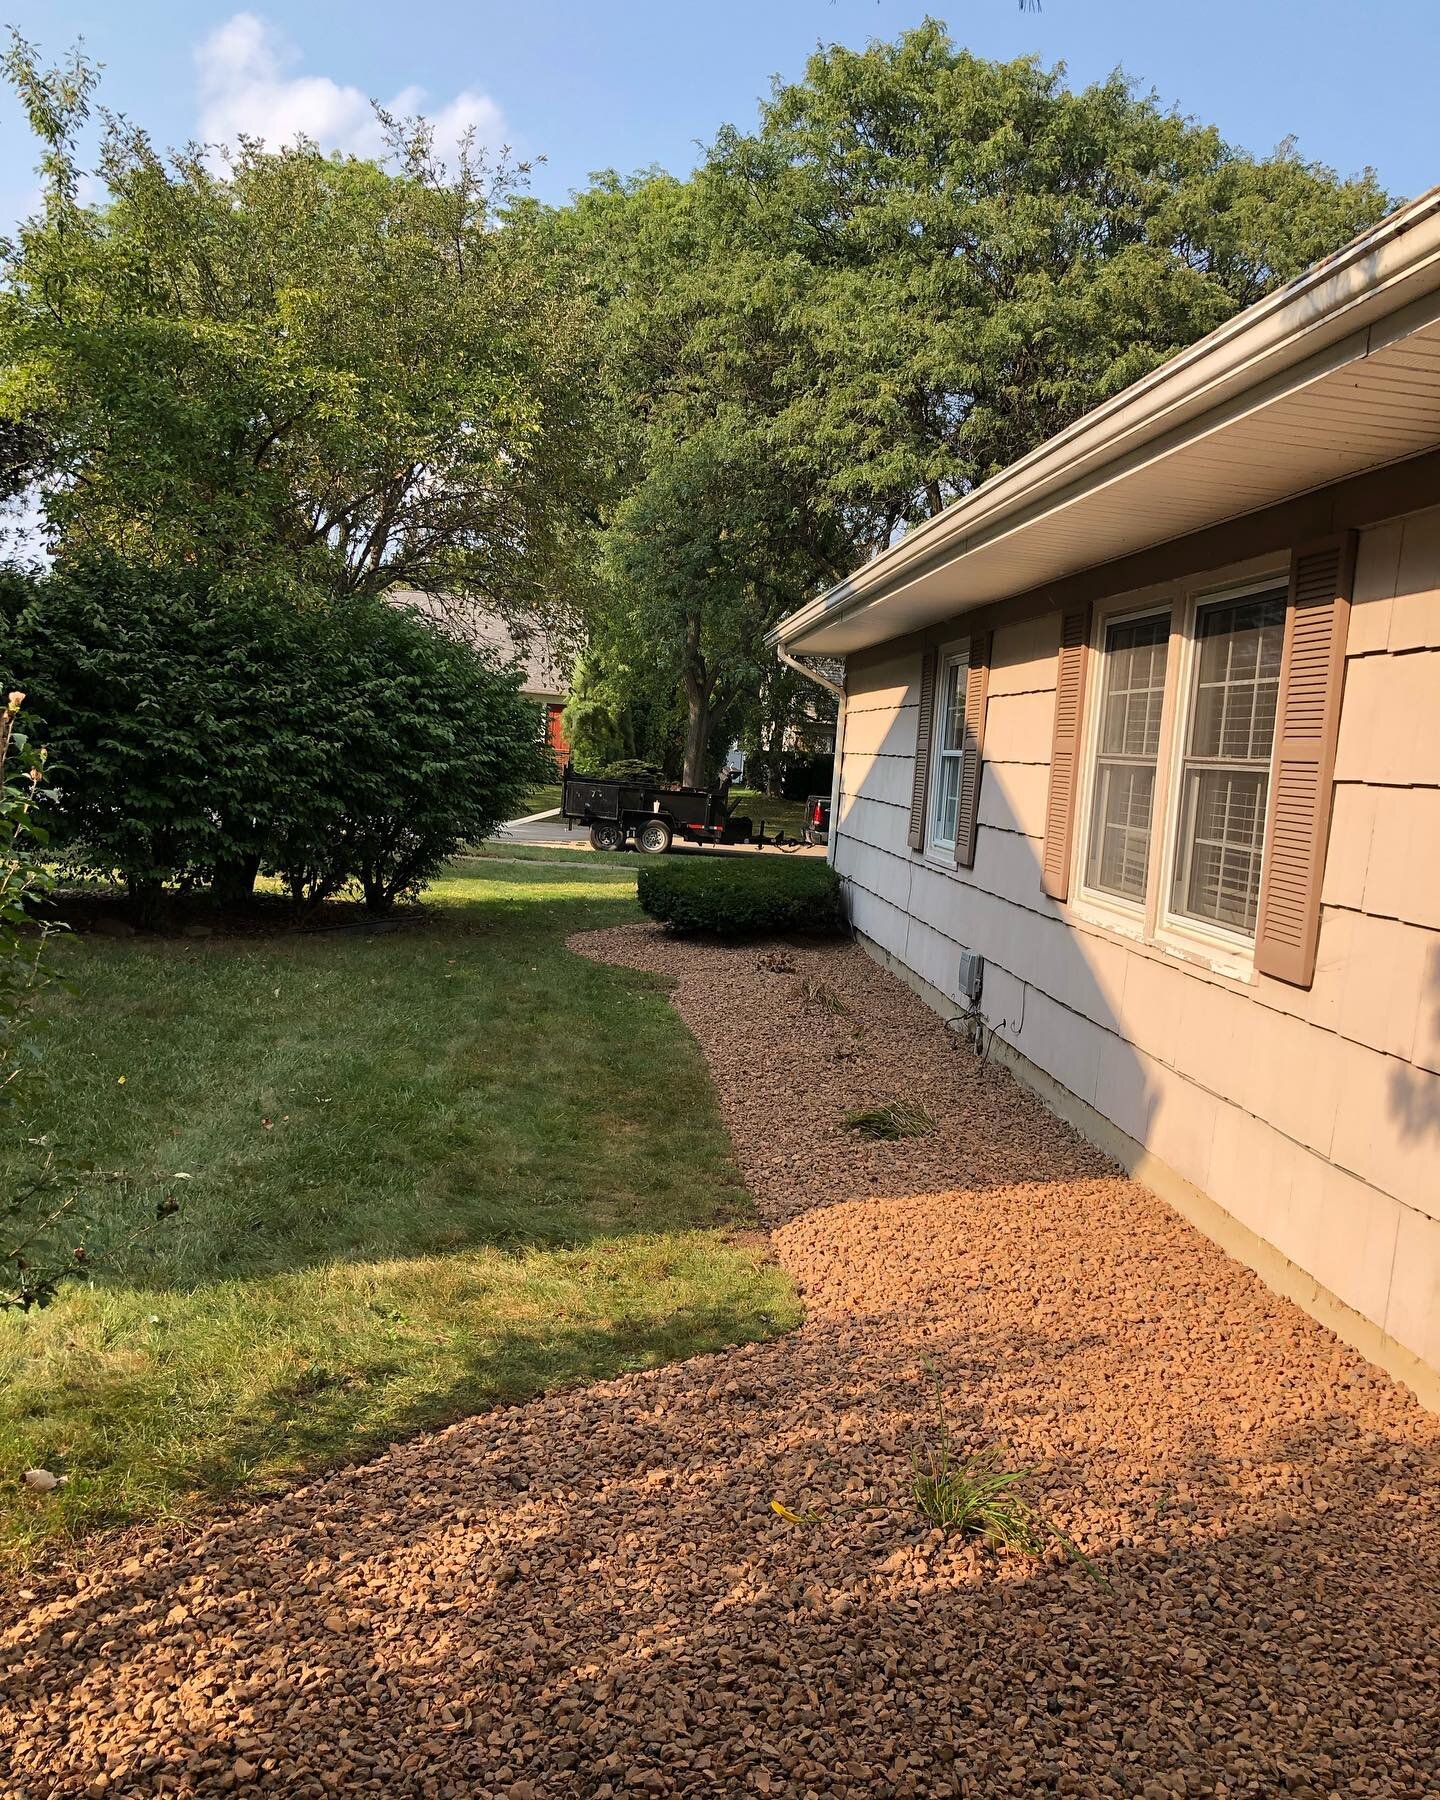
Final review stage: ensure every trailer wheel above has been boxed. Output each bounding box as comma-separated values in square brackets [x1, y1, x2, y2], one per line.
[589, 822, 625, 852]
[635, 818, 673, 855]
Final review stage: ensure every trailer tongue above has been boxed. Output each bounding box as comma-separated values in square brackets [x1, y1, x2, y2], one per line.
[560, 766, 796, 853]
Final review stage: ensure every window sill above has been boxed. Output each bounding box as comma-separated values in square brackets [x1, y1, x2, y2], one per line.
[1067, 890, 1149, 946]
[1065, 893, 1257, 987]
[1152, 918, 1257, 984]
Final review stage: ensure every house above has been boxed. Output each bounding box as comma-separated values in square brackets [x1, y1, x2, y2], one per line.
[770, 187, 1440, 1406]
[390, 589, 574, 762]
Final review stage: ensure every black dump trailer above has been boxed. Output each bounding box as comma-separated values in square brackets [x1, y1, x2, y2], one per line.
[560, 766, 794, 854]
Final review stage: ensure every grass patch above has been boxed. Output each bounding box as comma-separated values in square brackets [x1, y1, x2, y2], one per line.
[841, 1101, 933, 1139]
[463, 841, 635, 868]
[515, 783, 564, 816]
[0, 858, 800, 1565]
[729, 789, 814, 839]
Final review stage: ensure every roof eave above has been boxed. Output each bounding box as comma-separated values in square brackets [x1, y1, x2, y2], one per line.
[770, 183, 1440, 655]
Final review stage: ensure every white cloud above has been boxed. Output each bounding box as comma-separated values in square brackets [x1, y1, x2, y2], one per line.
[194, 12, 505, 166]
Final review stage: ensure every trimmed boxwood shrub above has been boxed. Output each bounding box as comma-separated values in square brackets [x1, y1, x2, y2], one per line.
[637, 855, 846, 939]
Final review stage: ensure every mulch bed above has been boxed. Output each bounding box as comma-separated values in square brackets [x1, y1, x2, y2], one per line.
[2, 926, 1437, 1798]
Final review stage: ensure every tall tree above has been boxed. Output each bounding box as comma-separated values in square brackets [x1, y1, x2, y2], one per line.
[605, 425, 844, 785]
[555, 28, 1390, 781]
[701, 25, 1392, 549]
[0, 36, 602, 626]
[543, 174, 846, 784]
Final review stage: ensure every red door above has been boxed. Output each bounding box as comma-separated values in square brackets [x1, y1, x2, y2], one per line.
[546, 703, 569, 764]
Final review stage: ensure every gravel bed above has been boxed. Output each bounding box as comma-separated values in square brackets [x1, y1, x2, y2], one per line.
[2, 926, 1438, 1799]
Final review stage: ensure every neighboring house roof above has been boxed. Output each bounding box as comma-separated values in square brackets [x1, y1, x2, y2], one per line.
[773, 184, 1440, 656]
[389, 589, 572, 701]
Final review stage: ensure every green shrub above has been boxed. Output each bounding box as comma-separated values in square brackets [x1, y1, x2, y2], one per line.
[1, 561, 314, 919]
[262, 599, 549, 913]
[595, 758, 668, 783]
[0, 559, 548, 918]
[636, 855, 846, 939]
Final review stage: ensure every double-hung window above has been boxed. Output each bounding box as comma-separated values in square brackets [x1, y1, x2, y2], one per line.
[927, 646, 969, 853]
[1074, 573, 1289, 964]
[1168, 587, 1286, 937]
[1084, 612, 1170, 905]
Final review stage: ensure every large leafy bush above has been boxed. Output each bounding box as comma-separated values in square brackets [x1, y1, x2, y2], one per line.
[637, 855, 846, 939]
[0, 561, 547, 917]
[264, 599, 550, 912]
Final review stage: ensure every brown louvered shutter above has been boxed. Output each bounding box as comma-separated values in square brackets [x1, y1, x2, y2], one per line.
[953, 631, 991, 869]
[1253, 533, 1356, 987]
[1040, 610, 1091, 899]
[907, 647, 939, 851]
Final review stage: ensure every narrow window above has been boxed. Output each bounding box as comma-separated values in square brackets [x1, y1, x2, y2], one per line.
[928, 649, 968, 851]
[1171, 588, 1287, 936]
[1084, 612, 1170, 904]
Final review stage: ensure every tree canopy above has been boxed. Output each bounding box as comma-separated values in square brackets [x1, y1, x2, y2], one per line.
[0, 36, 601, 625]
[0, 25, 1395, 788]
[700, 26, 1389, 545]
[558, 25, 1389, 778]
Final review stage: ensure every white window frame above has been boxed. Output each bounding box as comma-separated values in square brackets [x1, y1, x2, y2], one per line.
[1154, 572, 1290, 963]
[1066, 561, 1289, 981]
[1072, 598, 1175, 932]
[925, 638, 970, 863]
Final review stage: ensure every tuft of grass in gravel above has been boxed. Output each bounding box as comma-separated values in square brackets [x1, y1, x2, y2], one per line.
[0, 859, 800, 1565]
[841, 1101, 934, 1140]
[912, 1364, 1112, 1587]
[912, 1443, 1049, 1550]
[794, 974, 856, 1022]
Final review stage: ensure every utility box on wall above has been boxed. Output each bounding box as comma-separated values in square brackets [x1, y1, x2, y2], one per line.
[958, 950, 984, 1006]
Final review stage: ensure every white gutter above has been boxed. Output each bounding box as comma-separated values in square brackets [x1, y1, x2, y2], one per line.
[774, 642, 844, 701]
[769, 182, 1440, 650]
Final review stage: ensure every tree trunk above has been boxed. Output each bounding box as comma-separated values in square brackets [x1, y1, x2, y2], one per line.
[361, 869, 394, 913]
[125, 875, 165, 930]
[681, 611, 711, 789]
[683, 682, 710, 790]
[211, 849, 261, 909]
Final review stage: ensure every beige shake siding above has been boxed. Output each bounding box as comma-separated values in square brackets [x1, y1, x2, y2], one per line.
[833, 502, 1440, 1392]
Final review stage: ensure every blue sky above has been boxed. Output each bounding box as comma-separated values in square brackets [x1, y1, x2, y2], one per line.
[0, 0, 1436, 230]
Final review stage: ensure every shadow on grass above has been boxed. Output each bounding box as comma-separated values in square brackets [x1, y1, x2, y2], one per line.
[184, 1295, 792, 1503]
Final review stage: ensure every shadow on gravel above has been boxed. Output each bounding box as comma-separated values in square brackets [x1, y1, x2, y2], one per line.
[5, 928, 1439, 1796]
[180, 1296, 795, 1498]
[6, 1283, 1437, 1796]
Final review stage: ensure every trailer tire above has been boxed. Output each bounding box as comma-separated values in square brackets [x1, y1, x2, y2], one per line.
[589, 822, 625, 852]
[635, 818, 673, 855]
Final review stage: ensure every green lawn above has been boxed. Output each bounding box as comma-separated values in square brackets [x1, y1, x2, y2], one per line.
[730, 789, 816, 839]
[464, 841, 633, 867]
[516, 782, 564, 816]
[0, 860, 799, 1565]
